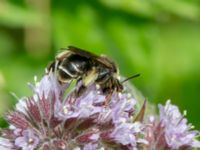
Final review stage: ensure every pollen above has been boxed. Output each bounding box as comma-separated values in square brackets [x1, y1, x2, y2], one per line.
[96, 84, 100, 90]
[127, 93, 131, 98]
[28, 138, 34, 145]
[63, 106, 69, 114]
[118, 92, 122, 98]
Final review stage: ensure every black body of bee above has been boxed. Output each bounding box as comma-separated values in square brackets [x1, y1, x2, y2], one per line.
[47, 46, 123, 96]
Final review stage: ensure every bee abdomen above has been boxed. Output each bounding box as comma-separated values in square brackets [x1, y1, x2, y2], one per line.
[58, 54, 91, 81]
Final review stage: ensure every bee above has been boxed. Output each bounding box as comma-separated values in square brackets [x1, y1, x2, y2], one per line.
[48, 46, 139, 96]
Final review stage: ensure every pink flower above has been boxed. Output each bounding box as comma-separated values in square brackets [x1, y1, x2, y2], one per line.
[145, 100, 200, 150]
[0, 73, 145, 150]
[1, 72, 199, 150]
[15, 129, 39, 150]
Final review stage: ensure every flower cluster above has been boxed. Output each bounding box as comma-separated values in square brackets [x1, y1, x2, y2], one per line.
[145, 100, 200, 150]
[0, 73, 200, 150]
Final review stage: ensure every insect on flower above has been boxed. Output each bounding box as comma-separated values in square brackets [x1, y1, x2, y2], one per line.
[47, 46, 139, 97]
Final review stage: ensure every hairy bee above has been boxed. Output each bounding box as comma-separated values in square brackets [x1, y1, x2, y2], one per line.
[47, 46, 123, 96]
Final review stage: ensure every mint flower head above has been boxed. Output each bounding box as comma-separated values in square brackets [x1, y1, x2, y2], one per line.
[0, 73, 146, 150]
[0, 72, 200, 150]
[145, 100, 200, 150]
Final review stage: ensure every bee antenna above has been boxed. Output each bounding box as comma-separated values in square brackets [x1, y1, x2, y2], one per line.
[121, 74, 140, 83]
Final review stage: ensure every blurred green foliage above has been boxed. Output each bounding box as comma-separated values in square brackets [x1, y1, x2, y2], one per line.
[0, 0, 200, 129]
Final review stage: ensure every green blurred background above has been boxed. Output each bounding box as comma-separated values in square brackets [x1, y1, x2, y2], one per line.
[0, 0, 200, 129]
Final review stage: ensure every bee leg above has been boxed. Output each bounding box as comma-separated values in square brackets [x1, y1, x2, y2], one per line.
[82, 67, 97, 87]
[100, 78, 114, 106]
[105, 93, 113, 106]
[46, 59, 61, 74]
[100, 77, 113, 94]
[46, 61, 56, 73]
[46, 51, 71, 74]
[75, 85, 87, 97]
[75, 68, 97, 97]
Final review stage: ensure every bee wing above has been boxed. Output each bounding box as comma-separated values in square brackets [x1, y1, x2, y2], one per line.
[67, 46, 98, 59]
[65, 46, 116, 70]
